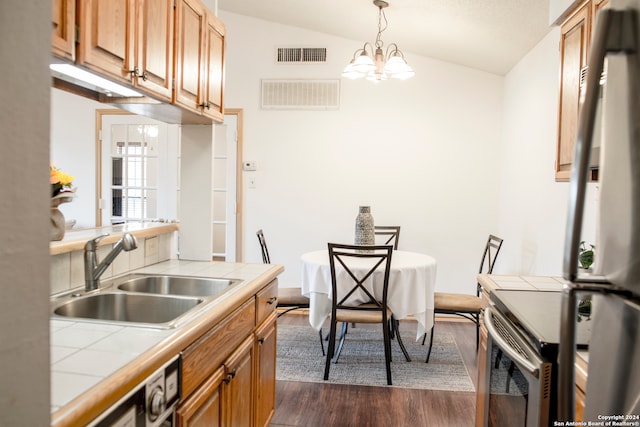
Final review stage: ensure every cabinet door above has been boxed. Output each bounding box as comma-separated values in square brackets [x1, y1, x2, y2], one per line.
[52, 0, 75, 60]
[224, 336, 254, 427]
[77, 0, 136, 84]
[475, 323, 489, 427]
[175, 0, 206, 110]
[254, 312, 277, 427]
[202, 12, 225, 122]
[135, 0, 174, 101]
[556, 2, 590, 181]
[177, 366, 225, 427]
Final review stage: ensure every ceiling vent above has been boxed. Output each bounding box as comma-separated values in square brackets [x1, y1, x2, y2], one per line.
[261, 79, 340, 110]
[276, 47, 327, 63]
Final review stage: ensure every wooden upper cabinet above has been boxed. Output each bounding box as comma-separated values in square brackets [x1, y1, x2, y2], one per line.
[76, 0, 135, 83]
[52, 0, 75, 60]
[556, 2, 591, 181]
[203, 12, 225, 122]
[76, 0, 174, 102]
[174, 0, 206, 110]
[175, 0, 226, 122]
[135, 0, 174, 100]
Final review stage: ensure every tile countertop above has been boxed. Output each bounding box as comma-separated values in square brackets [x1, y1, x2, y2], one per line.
[50, 259, 283, 426]
[477, 273, 589, 390]
[477, 274, 568, 292]
[50, 222, 179, 255]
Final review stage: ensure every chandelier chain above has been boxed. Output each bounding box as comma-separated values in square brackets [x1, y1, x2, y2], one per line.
[375, 6, 388, 49]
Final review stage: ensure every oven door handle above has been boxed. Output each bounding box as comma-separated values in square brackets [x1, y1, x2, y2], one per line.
[484, 306, 543, 378]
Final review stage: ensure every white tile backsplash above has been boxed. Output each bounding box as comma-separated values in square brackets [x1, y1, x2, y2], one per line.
[51, 253, 71, 294]
[144, 236, 159, 265]
[70, 250, 84, 287]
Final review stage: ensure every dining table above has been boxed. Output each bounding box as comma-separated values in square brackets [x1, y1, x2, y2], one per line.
[300, 249, 438, 340]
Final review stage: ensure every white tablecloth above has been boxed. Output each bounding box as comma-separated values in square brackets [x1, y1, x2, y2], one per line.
[300, 250, 437, 340]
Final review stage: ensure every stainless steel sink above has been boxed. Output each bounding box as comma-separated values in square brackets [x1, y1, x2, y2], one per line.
[53, 293, 203, 326]
[117, 275, 239, 298]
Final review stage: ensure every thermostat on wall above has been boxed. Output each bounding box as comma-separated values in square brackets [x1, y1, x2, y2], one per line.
[243, 161, 257, 171]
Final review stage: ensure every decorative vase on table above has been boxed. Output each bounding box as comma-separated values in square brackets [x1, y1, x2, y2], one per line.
[354, 206, 375, 248]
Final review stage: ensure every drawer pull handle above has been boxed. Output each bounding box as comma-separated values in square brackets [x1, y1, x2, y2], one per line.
[224, 369, 237, 384]
[258, 337, 265, 344]
[267, 297, 277, 305]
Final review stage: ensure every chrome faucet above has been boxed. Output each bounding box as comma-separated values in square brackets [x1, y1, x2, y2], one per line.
[84, 233, 138, 291]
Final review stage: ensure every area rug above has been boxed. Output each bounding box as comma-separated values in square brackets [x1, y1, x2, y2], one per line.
[276, 324, 475, 392]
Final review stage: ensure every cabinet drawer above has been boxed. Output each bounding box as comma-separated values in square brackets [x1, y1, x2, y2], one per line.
[182, 298, 255, 398]
[256, 279, 278, 325]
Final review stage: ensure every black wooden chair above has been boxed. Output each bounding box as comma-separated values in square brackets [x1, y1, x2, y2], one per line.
[324, 243, 410, 385]
[374, 225, 401, 250]
[256, 229, 310, 318]
[424, 234, 504, 363]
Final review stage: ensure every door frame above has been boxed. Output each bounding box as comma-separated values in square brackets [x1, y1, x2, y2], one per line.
[96, 108, 245, 261]
[95, 109, 133, 227]
[225, 108, 244, 262]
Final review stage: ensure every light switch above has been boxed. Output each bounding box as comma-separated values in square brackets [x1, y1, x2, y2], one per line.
[248, 177, 256, 188]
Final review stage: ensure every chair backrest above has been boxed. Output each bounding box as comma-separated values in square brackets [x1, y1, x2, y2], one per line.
[374, 226, 401, 250]
[478, 234, 504, 274]
[256, 229, 270, 264]
[328, 243, 394, 312]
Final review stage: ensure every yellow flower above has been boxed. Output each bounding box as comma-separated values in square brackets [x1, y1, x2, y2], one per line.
[50, 164, 75, 197]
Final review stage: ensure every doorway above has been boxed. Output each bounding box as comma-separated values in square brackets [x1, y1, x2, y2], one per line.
[96, 109, 244, 261]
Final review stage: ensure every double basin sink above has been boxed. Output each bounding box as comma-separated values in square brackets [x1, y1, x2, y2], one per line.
[51, 274, 241, 329]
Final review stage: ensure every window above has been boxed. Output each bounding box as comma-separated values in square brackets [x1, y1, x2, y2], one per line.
[109, 124, 159, 224]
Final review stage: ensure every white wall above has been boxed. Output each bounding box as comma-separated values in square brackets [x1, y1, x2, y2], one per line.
[220, 11, 505, 293]
[498, 27, 597, 276]
[51, 89, 115, 228]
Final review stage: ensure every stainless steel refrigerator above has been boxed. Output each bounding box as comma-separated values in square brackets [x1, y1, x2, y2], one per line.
[560, 0, 640, 422]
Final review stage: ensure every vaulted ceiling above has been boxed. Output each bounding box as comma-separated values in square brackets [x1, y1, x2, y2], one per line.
[218, 0, 553, 76]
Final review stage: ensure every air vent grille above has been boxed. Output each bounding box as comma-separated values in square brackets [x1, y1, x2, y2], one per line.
[277, 47, 327, 63]
[261, 79, 340, 110]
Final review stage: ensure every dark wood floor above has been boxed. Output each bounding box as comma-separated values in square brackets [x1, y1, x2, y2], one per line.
[270, 313, 479, 427]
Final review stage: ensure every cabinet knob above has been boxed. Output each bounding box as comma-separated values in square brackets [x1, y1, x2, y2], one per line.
[258, 337, 265, 344]
[199, 102, 211, 110]
[267, 297, 277, 305]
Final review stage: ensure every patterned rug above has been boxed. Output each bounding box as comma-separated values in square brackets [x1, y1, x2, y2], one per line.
[276, 323, 475, 392]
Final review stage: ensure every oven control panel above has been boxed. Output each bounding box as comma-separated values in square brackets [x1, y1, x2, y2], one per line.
[89, 355, 181, 427]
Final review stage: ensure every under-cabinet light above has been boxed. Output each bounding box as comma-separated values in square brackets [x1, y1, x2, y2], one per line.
[50, 64, 143, 97]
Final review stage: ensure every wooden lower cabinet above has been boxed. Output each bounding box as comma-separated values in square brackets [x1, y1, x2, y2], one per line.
[177, 280, 278, 427]
[224, 336, 254, 427]
[176, 366, 225, 426]
[254, 312, 277, 427]
[475, 321, 489, 427]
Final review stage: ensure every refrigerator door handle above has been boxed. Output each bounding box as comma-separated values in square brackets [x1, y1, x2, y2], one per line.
[563, 10, 611, 282]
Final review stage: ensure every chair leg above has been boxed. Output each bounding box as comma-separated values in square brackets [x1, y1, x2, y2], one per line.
[475, 312, 480, 350]
[392, 317, 411, 362]
[382, 316, 393, 385]
[319, 328, 325, 356]
[323, 317, 338, 381]
[334, 322, 349, 363]
[506, 361, 515, 393]
[425, 325, 435, 363]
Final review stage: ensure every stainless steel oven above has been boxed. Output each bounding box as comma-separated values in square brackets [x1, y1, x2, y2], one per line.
[88, 355, 181, 427]
[481, 290, 591, 427]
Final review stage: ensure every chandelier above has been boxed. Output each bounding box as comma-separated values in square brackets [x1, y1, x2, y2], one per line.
[342, 0, 415, 81]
